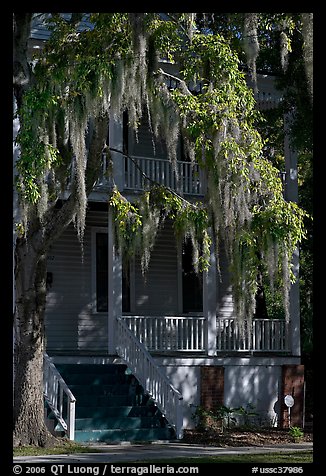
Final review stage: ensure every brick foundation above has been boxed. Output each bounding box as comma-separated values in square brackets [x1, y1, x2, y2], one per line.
[200, 366, 224, 410]
[280, 364, 305, 428]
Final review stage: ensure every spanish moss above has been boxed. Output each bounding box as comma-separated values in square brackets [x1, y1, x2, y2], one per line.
[68, 109, 88, 245]
[280, 31, 289, 72]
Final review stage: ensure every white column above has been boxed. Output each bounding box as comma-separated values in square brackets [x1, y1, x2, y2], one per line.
[203, 237, 217, 356]
[109, 116, 124, 191]
[284, 112, 301, 357]
[108, 111, 124, 354]
[108, 208, 122, 355]
[289, 247, 300, 356]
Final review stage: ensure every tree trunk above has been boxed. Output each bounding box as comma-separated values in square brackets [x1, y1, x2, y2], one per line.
[13, 239, 56, 447]
[13, 13, 32, 108]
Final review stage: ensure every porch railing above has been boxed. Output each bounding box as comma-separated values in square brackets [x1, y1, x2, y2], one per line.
[122, 316, 289, 353]
[116, 316, 184, 439]
[124, 155, 204, 195]
[216, 318, 290, 352]
[93, 152, 205, 195]
[122, 315, 206, 352]
[43, 353, 76, 440]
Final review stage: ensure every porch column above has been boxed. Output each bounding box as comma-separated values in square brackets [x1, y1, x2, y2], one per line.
[203, 238, 217, 356]
[108, 208, 122, 355]
[109, 115, 124, 191]
[284, 112, 301, 357]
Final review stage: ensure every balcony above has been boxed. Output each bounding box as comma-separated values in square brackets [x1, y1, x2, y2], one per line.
[124, 155, 204, 196]
[94, 154, 205, 196]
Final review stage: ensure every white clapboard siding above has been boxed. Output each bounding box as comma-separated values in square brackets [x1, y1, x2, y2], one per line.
[134, 220, 179, 315]
[45, 210, 108, 353]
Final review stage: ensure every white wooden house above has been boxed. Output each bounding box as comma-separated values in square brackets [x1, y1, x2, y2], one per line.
[14, 14, 305, 442]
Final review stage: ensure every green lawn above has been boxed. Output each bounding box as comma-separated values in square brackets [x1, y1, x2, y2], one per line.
[13, 441, 102, 457]
[122, 451, 313, 464]
[13, 442, 313, 463]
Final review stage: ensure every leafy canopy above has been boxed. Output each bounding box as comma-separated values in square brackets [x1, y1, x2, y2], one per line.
[14, 13, 310, 322]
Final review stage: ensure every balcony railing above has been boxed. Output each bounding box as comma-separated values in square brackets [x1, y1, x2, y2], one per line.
[122, 315, 206, 352]
[124, 155, 204, 195]
[216, 318, 290, 352]
[93, 152, 205, 196]
[122, 316, 290, 354]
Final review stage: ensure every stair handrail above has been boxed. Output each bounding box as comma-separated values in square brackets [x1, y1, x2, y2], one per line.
[116, 316, 184, 439]
[43, 353, 76, 440]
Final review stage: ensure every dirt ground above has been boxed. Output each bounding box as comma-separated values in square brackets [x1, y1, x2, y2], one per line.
[181, 427, 313, 447]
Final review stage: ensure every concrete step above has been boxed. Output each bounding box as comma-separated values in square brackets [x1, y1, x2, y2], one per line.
[75, 405, 158, 419]
[75, 416, 162, 430]
[68, 383, 134, 396]
[46, 362, 176, 443]
[56, 373, 128, 385]
[74, 427, 175, 443]
[56, 363, 127, 375]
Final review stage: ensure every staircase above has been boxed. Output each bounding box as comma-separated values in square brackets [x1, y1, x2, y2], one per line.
[46, 363, 176, 443]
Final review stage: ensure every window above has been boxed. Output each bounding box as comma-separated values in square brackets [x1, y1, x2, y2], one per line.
[96, 233, 108, 312]
[122, 264, 131, 313]
[182, 239, 203, 313]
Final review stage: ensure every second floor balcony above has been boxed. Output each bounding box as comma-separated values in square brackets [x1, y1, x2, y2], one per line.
[124, 155, 204, 196]
[93, 152, 286, 199]
[92, 72, 284, 200]
[95, 153, 205, 197]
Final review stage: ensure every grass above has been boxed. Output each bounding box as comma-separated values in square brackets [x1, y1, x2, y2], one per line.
[13, 440, 103, 457]
[121, 451, 313, 464]
[13, 441, 313, 463]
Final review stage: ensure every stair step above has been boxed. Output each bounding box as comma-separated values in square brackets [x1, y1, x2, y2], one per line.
[57, 373, 128, 385]
[46, 362, 176, 443]
[74, 428, 174, 443]
[75, 416, 162, 430]
[56, 364, 127, 375]
[75, 406, 158, 418]
[56, 364, 129, 385]
[69, 384, 133, 396]
[47, 402, 158, 422]
[73, 394, 135, 407]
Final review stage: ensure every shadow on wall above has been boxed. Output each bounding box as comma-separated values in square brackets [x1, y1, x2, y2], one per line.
[165, 365, 200, 429]
[224, 365, 282, 427]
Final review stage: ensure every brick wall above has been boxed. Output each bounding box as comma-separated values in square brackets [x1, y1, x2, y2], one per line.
[280, 364, 305, 428]
[200, 366, 224, 410]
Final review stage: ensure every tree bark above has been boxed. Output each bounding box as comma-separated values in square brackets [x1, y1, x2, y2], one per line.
[13, 12, 54, 447]
[13, 13, 32, 108]
[13, 240, 56, 446]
